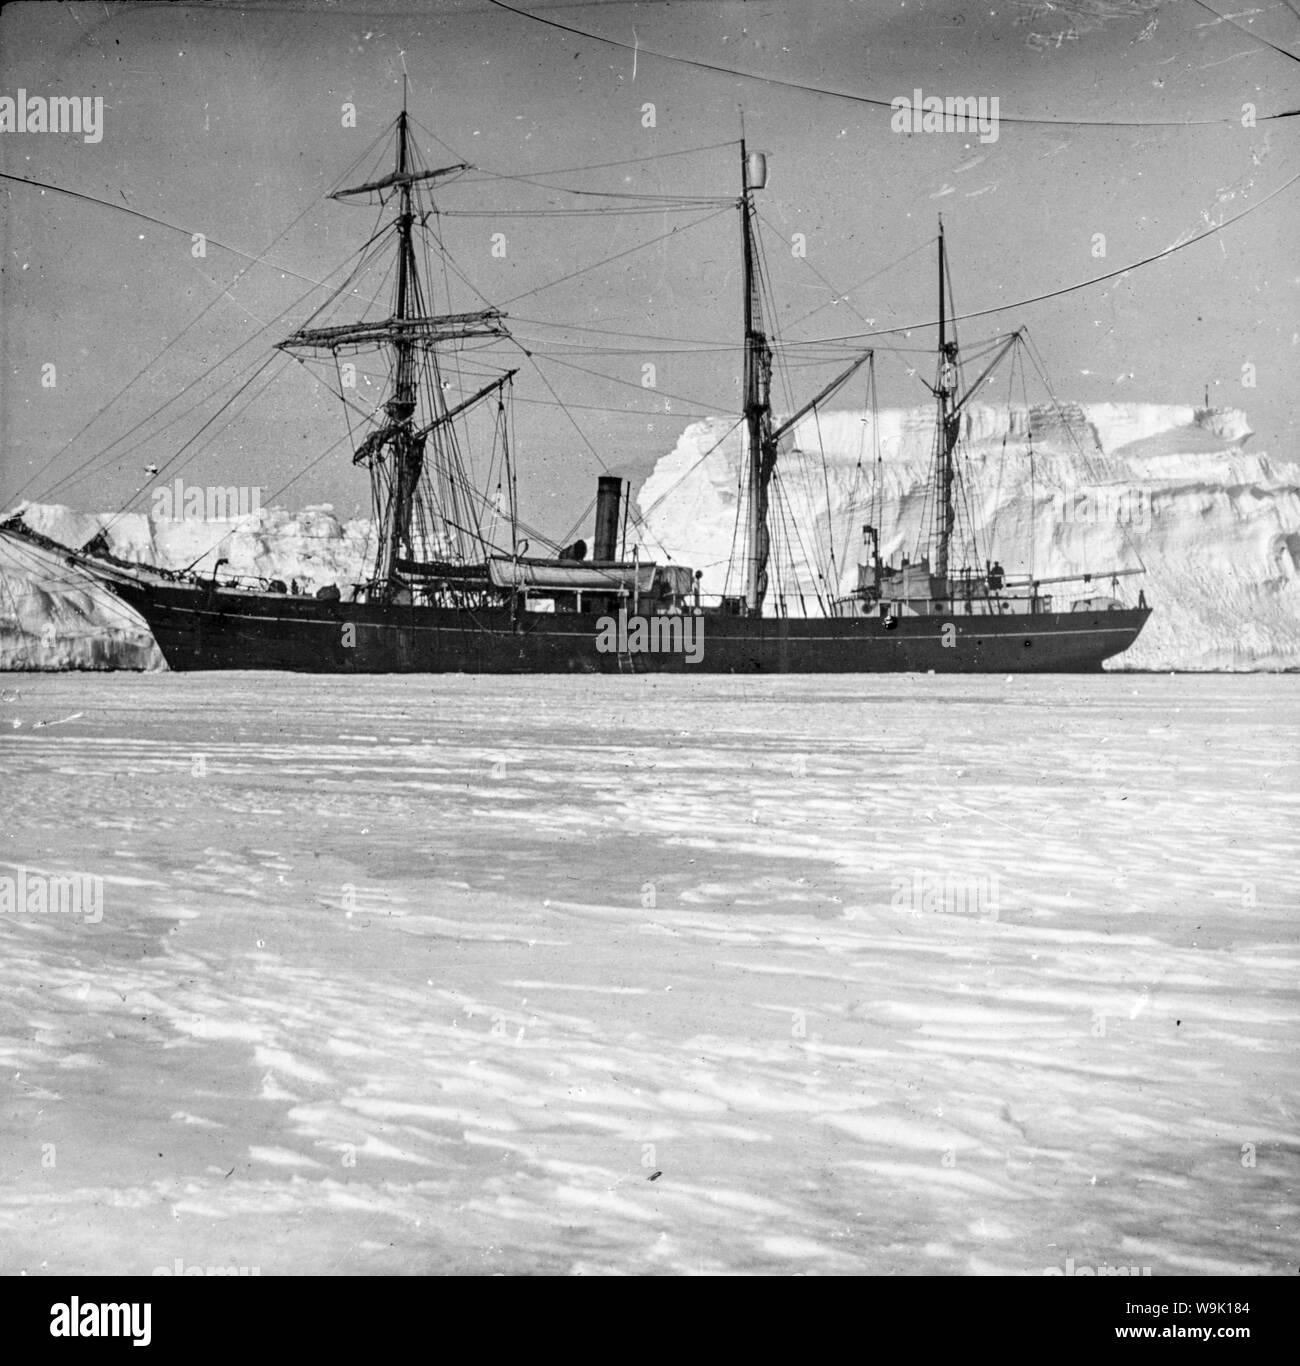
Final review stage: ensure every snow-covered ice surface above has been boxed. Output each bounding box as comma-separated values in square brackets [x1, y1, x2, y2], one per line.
[0, 673, 1295, 1276]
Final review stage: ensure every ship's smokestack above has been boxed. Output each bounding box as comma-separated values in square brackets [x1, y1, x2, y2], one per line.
[594, 476, 623, 561]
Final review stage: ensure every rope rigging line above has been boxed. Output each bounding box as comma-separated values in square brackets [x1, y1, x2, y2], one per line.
[756, 209, 879, 346]
[497, 204, 734, 306]
[982, 345, 1019, 559]
[755, 200, 805, 582]
[770, 470, 828, 616]
[8, 239, 410, 516]
[1018, 330, 1148, 576]
[433, 203, 724, 219]
[0, 105, 390, 286]
[529, 352, 735, 417]
[784, 237, 938, 335]
[1188, 0, 1300, 64]
[96, 352, 292, 546]
[0, 533, 166, 628]
[404, 114, 735, 206]
[814, 406, 839, 593]
[2, 113, 450, 511]
[0, 165, 381, 287]
[484, 0, 1300, 125]
[809, 167, 1300, 344]
[497, 338, 678, 562]
[177, 424, 363, 578]
[637, 417, 744, 527]
[455, 138, 742, 183]
[0, 172, 393, 508]
[506, 313, 733, 348]
[33, 344, 281, 507]
[722, 420, 749, 605]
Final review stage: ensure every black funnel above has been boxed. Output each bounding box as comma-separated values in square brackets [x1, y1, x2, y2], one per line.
[594, 476, 623, 561]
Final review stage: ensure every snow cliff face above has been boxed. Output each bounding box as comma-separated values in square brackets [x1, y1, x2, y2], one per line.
[0, 532, 164, 672]
[637, 402, 1300, 672]
[2, 403, 1297, 670]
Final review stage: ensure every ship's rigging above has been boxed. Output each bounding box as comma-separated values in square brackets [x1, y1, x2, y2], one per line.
[275, 106, 516, 602]
[258, 108, 882, 613]
[4, 101, 1149, 619]
[0, 92, 1154, 673]
[732, 143, 873, 616]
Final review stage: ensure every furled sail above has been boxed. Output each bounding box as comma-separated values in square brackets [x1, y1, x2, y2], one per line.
[277, 310, 506, 353]
[329, 163, 470, 201]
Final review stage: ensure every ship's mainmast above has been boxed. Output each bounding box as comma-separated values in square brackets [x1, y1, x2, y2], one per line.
[736, 145, 873, 615]
[741, 142, 775, 615]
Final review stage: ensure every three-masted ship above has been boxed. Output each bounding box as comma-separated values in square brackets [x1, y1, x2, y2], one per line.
[3, 103, 1150, 672]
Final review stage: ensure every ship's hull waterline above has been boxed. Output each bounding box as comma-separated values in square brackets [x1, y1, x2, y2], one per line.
[107, 578, 1150, 673]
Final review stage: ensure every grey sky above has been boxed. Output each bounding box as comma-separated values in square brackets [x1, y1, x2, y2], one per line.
[2, 0, 1296, 536]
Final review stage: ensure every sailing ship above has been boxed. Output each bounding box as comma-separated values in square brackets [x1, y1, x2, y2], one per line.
[2, 103, 1150, 672]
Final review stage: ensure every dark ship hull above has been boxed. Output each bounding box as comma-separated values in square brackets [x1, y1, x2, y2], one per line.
[107, 576, 1150, 673]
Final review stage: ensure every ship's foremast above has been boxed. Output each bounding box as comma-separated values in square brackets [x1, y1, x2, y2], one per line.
[277, 98, 506, 599]
[377, 104, 421, 588]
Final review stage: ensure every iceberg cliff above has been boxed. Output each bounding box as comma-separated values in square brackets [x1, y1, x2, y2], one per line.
[637, 402, 1300, 672]
[0, 504, 373, 671]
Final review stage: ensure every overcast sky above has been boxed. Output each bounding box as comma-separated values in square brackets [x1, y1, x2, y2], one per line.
[2, 0, 1296, 536]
